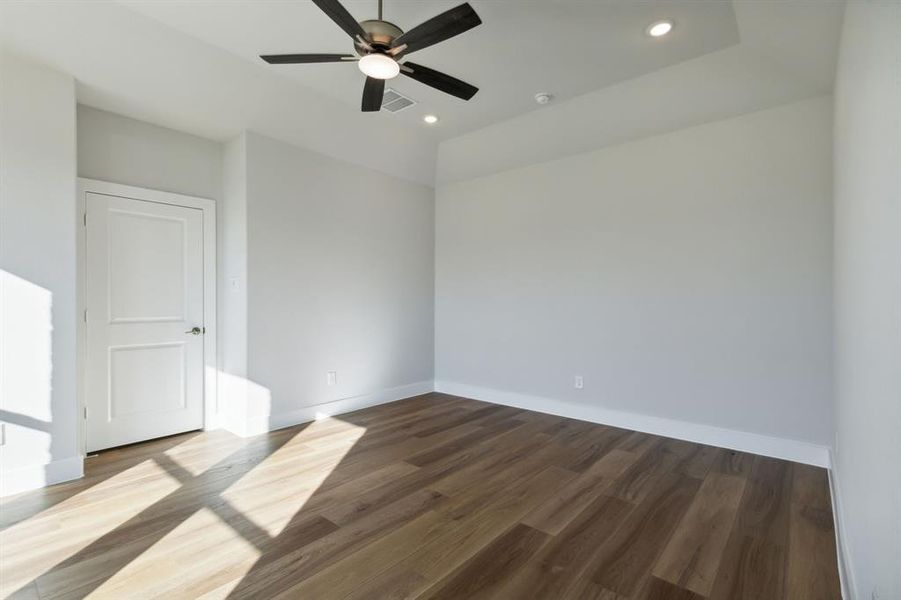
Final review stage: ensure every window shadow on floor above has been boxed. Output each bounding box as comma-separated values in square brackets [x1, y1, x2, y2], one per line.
[3, 393, 486, 598]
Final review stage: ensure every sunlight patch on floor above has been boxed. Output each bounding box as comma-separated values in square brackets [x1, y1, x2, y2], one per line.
[0, 459, 180, 598]
[88, 507, 262, 599]
[221, 417, 366, 537]
[162, 429, 244, 476]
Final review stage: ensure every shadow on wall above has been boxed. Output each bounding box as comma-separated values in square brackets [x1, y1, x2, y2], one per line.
[0, 270, 67, 496]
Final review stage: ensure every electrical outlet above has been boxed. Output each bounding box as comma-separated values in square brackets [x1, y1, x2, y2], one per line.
[327, 371, 337, 386]
[574, 375, 584, 389]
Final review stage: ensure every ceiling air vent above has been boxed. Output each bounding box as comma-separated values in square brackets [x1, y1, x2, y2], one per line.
[381, 88, 416, 113]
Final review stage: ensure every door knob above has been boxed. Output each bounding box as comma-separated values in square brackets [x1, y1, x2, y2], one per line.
[185, 326, 203, 335]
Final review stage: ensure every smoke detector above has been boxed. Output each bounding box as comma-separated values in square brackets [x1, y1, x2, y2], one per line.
[534, 92, 553, 105]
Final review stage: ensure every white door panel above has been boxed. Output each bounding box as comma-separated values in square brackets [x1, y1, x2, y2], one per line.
[108, 209, 187, 322]
[85, 193, 204, 452]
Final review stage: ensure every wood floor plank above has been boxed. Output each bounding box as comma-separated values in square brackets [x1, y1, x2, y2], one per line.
[521, 448, 638, 535]
[426, 410, 581, 504]
[342, 466, 575, 600]
[413, 405, 506, 437]
[616, 431, 658, 454]
[467, 405, 526, 428]
[428, 428, 554, 498]
[405, 417, 524, 467]
[565, 581, 627, 600]
[417, 523, 550, 599]
[673, 444, 720, 480]
[606, 439, 678, 504]
[634, 576, 706, 600]
[786, 464, 842, 600]
[708, 532, 786, 600]
[0, 393, 842, 600]
[711, 447, 756, 477]
[732, 455, 792, 544]
[496, 492, 634, 599]
[553, 425, 633, 474]
[432, 452, 573, 523]
[271, 509, 450, 599]
[319, 422, 534, 527]
[225, 488, 446, 599]
[564, 436, 631, 474]
[590, 472, 701, 598]
[651, 472, 747, 595]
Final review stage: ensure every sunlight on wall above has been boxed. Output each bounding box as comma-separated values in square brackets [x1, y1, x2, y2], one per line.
[0, 459, 180, 597]
[91, 507, 262, 599]
[216, 370, 272, 437]
[0, 270, 54, 483]
[222, 418, 366, 537]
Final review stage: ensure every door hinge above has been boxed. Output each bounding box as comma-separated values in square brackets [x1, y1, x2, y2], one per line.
[84, 309, 87, 323]
[83, 212, 87, 227]
[84, 406, 88, 420]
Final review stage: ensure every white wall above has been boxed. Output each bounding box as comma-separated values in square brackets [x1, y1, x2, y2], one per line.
[220, 133, 247, 377]
[832, 3, 901, 599]
[436, 96, 833, 456]
[218, 132, 435, 434]
[217, 134, 253, 432]
[77, 105, 222, 200]
[0, 52, 80, 495]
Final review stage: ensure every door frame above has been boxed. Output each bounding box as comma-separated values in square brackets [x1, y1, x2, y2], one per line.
[76, 178, 217, 455]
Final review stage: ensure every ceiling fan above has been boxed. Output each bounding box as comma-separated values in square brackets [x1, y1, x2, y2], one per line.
[260, 0, 482, 112]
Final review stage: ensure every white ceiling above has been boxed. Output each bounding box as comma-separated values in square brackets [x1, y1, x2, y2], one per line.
[121, 0, 741, 139]
[0, 1, 845, 186]
[438, 0, 846, 183]
[0, 0, 438, 185]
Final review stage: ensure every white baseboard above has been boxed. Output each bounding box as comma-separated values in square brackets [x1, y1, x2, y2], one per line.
[0, 455, 84, 498]
[236, 380, 436, 437]
[828, 459, 854, 600]
[435, 381, 831, 468]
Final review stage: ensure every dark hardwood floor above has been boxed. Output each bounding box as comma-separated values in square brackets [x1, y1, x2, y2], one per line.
[0, 393, 842, 599]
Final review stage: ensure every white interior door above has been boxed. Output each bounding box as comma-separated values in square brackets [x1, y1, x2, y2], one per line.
[85, 192, 205, 452]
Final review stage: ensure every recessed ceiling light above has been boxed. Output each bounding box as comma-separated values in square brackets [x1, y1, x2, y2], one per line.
[646, 20, 674, 38]
[534, 92, 553, 105]
[423, 114, 439, 124]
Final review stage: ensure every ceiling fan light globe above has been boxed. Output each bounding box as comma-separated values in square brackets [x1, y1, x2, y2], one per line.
[358, 54, 400, 79]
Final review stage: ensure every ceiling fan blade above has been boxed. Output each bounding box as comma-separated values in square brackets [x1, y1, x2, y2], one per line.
[402, 62, 478, 100]
[391, 3, 481, 54]
[260, 53, 356, 64]
[362, 77, 385, 112]
[312, 0, 367, 40]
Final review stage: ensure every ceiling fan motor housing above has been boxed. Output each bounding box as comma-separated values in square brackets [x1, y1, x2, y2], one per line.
[355, 20, 404, 55]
